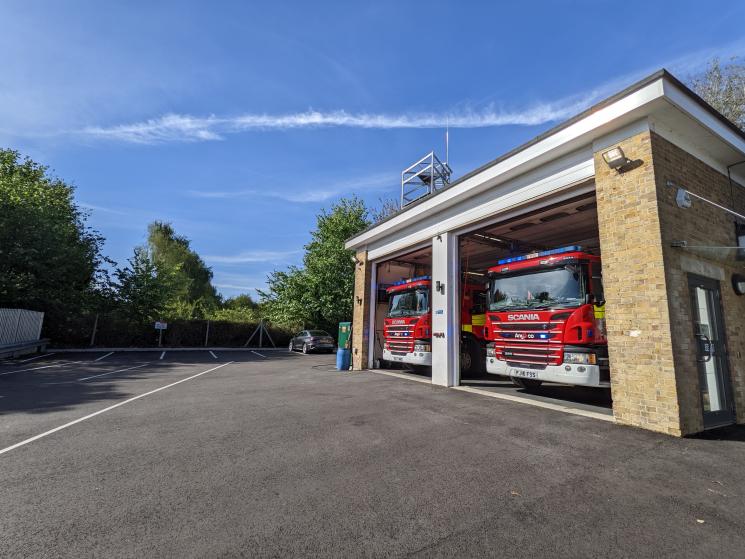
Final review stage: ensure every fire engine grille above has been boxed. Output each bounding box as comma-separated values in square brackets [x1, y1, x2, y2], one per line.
[491, 319, 565, 366]
[385, 322, 415, 353]
[497, 322, 557, 331]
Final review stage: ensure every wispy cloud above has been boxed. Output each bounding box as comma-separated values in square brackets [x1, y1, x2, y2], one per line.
[213, 283, 261, 291]
[25, 37, 743, 146]
[79, 93, 598, 145]
[204, 250, 301, 264]
[187, 172, 394, 203]
[79, 202, 129, 215]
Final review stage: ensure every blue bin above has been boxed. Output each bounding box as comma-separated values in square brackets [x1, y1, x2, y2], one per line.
[336, 348, 351, 371]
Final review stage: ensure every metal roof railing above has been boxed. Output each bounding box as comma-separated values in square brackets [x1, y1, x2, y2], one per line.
[401, 151, 452, 207]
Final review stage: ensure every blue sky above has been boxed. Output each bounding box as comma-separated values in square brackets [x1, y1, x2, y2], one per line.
[3, 0, 745, 299]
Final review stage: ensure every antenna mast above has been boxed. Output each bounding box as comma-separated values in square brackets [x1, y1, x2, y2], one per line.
[445, 117, 449, 166]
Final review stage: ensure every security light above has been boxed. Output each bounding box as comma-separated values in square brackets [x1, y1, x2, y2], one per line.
[733, 274, 745, 296]
[601, 147, 631, 171]
[737, 222, 745, 261]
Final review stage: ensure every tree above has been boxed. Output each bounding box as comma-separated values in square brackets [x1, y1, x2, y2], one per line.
[208, 294, 261, 322]
[146, 221, 220, 318]
[114, 246, 173, 323]
[0, 149, 110, 330]
[261, 197, 370, 332]
[370, 196, 400, 223]
[689, 57, 745, 131]
[222, 294, 259, 310]
[261, 267, 312, 329]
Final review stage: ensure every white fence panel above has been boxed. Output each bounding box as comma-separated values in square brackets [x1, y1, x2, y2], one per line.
[0, 309, 44, 346]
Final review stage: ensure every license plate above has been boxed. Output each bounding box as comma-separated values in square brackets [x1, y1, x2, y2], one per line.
[392, 356, 404, 362]
[510, 368, 537, 379]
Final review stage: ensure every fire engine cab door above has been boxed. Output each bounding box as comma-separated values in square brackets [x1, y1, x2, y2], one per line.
[688, 274, 735, 429]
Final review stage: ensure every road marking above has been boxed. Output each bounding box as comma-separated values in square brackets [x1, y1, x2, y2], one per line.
[79, 363, 149, 381]
[209, 350, 218, 359]
[94, 351, 114, 362]
[0, 364, 59, 376]
[452, 386, 615, 422]
[18, 352, 56, 364]
[251, 351, 266, 359]
[160, 351, 166, 360]
[0, 361, 234, 457]
[369, 369, 432, 384]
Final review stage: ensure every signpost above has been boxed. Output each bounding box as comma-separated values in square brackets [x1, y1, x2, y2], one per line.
[155, 321, 167, 347]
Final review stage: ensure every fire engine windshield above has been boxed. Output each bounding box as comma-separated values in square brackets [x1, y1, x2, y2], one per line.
[488, 265, 586, 311]
[388, 289, 429, 317]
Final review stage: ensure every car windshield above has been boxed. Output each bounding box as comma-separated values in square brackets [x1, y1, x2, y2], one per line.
[308, 330, 330, 337]
[488, 265, 586, 311]
[388, 288, 429, 317]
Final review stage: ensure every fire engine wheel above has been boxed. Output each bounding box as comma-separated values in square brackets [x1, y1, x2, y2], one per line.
[302, 343, 309, 354]
[460, 337, 484, 379]
[512, 378, 543, 391]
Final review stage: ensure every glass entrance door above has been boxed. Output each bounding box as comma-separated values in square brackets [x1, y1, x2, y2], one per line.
[688, 275, 735, 428]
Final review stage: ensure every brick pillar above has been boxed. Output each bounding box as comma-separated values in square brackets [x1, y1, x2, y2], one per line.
[595, 130, 683, 436]
[351, 250, 372, 370]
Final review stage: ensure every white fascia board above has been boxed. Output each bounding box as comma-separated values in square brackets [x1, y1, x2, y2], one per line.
[662, 78, 745, 157]
[367, 149, 594, 261]
[346, 79, 666, 251]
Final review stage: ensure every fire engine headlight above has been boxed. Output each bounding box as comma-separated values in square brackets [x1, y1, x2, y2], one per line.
[486, 344, 496, 358]
[414, 343, 431, 352]
[564, 352, 597, 365]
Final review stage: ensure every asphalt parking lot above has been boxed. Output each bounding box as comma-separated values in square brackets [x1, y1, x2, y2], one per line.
[2, 350, 745, 557]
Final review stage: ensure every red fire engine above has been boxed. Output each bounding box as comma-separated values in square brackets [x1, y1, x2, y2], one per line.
[484, 246, 609, 389]
[382, 276, 487, 376]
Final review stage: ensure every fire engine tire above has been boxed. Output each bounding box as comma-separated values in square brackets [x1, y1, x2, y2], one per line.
[302, 343, 309, 354]
[460, 337, 484, 379]
[512, 378, 543, 390]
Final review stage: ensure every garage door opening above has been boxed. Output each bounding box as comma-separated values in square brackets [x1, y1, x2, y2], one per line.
[372, 245, 432, 378]
[457, 189, 612, 415]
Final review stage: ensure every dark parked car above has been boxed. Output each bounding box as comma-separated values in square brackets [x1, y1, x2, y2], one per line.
[289, 330, 336, 354]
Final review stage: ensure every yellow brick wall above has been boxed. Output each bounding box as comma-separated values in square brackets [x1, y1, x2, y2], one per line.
[351, 250, 372, 370]
[597, 129, 745, 436]
[651, 132, 745, 434]
[595, 130, 683, 435]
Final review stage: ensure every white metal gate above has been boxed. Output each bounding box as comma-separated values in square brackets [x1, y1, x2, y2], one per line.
[0, 309, 44, 346]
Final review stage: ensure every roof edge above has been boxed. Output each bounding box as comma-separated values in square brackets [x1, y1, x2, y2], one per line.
[347, 68, 745, 249]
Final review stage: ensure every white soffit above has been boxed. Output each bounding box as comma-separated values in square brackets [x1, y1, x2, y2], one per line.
[366, 150, 594, 261]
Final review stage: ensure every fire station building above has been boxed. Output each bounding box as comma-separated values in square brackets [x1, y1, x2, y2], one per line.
[344, 70, 745, 437]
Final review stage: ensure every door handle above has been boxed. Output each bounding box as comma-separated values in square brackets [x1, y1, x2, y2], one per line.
[696, 334, 713, 363]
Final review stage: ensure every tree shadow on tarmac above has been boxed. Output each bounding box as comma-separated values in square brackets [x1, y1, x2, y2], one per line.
[0, 350, 309, 416]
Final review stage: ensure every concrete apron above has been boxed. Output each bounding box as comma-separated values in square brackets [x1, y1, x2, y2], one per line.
[367, 368, 615, 423]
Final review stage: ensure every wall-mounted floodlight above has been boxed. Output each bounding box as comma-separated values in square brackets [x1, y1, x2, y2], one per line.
[676, 188, 692, 209]
[737, 222, 745, 261]
[732, 273, 745, 296]
[601, 147, 632, 171]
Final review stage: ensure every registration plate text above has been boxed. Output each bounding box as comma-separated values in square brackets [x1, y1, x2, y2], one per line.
[510, 368, 537, 379]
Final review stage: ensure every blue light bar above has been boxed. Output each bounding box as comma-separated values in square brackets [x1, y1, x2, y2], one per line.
[497, 246, 582, 266]
[392, 275, 431, 286]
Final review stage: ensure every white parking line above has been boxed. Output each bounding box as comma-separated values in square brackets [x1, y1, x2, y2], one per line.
[209, 350, 218, 359]
[94, 351, 114, 362]
[251, 351, 266, 359]
[160, 351, 166, 360]
[18, 352, 56, 364]
[79, 363, 149, 381]
[0, 364, 59, 377]
[0, 361, 234, 457]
